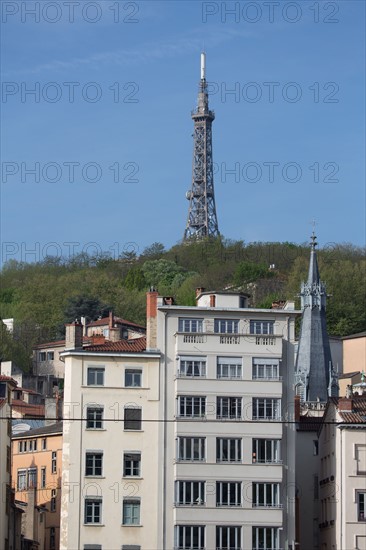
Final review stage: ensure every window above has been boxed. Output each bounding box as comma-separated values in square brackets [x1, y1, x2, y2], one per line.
[122, 546, 140, 550]
[6, 446, 10, 473]
[178, 358, 206, 378]
[84, 498, 102, 524]
[42, 438, 47, 450]
[47, 351, 54, 361]
[177, 437, 205, 461]
[125, 369, 142, 387]
[356, 445, 366, 474]
[178, 396, 206, 418]
[216, 481, 241, 506]
[52, 451, 57, 474]
[358, 492, 365, 521]
[50, 527, 55, 549]
[84, 546, 102, 550]
[252, 527, 279, 550]
[175, 525, 205, 550]
[29, 439, 37, 452]
[214, 319, 239, 334]
[313, 440, 319, 456]
[250, 320, 274, 335]
[252, 440, 281, 463]
[252, 483, 280, 507]
[28, 468, 37, 488]
[41, 467, 46, 488]
[86, 407, 104, 429]
[123, 453, 141, 476]
[122, 499, 140, 525]
[216, 526, 241, 550]
[85, 452, 103, 476]
[252, 398, 281, 420]
[217, 357, 242, 379]
[124, 408, 142, 430]
[51, 489, 57, 512]
[178, 318, 203, 333]
[252, 358, 279, 379]
[216, 397, 242, 420]
[17, 470, 27, 490]
[87, 367, 105, 386]
[216, 438, 241, 462]
[18, 440, 27, 453]
[175, 481, 205, 505]
[39, 351, 46, 362]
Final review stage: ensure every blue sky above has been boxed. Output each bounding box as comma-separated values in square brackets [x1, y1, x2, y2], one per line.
[1, 0, 365, 264]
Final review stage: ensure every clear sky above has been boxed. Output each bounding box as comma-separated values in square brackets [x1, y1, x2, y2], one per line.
[1, 0, 365, 264]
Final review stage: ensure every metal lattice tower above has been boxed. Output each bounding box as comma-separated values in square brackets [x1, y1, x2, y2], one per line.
[183, 53, 220, 240]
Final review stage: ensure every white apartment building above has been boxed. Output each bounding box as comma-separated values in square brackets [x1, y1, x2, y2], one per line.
[60, 323, 160, 550]
[152, 290, 300, 550]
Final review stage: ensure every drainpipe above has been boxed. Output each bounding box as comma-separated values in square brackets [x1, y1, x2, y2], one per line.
[162, 310, 168, 550]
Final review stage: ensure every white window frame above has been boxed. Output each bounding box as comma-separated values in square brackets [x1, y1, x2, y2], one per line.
[51, 451, 57, 473]
[216, 438, 242, 463]
[85, 452, 103, 477]
[27, 467, 37, 489]
[87, 366, 105, 386]
[86, 406, 104, 429]
[178, 357, 206, 378]
[250, 320, 274, 335]
[252, 483, 281, 508]
[252, 358, 280, 380]
[252, 398, 281, 420]
[216, 396, 242, 420]
[216, 526, 241, 550]
[252, 527, 280, 550]
[84, 498, 102, 524]
[252, 439, 281, 464]
[178, 318, 203, 333]
[175, 480, 205, 506]
[122, 498, 140, 525]
[214, 319, 239, 334]
[17, 469, 27, 490]
[123, 452, 141, 477]
[178, 396, 206, 418]
[217, 357, 242, 379]
[177, 437, 205, 461]
[125, 369, 142, 387]
[175, 525, 205, 550]
[216, 481, 241, 507]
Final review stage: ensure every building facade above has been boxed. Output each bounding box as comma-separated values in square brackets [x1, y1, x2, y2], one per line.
[12, 422, 63, 550]
[59, 326, 161, 550]
[153, 290, 299, 550]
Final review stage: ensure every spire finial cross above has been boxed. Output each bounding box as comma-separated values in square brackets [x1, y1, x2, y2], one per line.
[310, 219, 317, 249]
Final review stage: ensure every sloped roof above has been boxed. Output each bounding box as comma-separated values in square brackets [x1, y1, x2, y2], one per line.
[334, 396, 366, 423]
[0, 375, 18, 386]
[12, 421, 62, 439]
[85, 337, 147, 353]
[87, 316, 145, 330]
[12, 400, 45, 417]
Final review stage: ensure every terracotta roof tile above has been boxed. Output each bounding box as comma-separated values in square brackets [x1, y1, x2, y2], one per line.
[12, 400, 45, 417]
[85, 336, 147, 353]
[337, 397, 366, 423]
[0, 375, 18, 386]
[87, 316, 145, 330]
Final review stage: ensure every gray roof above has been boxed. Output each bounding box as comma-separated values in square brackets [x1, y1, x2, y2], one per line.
[12, 421, 63, 439]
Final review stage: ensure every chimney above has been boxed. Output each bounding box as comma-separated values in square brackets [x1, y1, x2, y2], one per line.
[146, 291, 159, 350]
[163, 296, 174, 306]
[196, 287, 205, 298]
[65, 322, 83, 350]
[109, 327, 120, 342]
[338, 397, 353, 412]
[294, 395, 301, 421]
[210, 294, 216, 307]
[109, 310, 114, 329]
[80, 316, 87, 336]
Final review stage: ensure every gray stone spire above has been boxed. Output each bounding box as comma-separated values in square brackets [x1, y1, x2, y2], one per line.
[295, 233, 338, 402]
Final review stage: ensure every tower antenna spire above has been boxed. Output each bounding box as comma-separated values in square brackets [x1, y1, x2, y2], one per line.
[183, 53, 220, 240]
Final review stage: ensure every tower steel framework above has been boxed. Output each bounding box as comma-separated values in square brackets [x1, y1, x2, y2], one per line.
[183, 53, 220, 240]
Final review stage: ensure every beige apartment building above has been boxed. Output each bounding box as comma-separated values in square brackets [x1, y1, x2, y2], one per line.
[153, 290, 300, 550]
[12, 422, 63, 549]
[318, 395, 366, 550]
[60, 324, 161, 550]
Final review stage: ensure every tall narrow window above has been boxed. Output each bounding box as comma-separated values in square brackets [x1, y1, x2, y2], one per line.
[41, 467, 46, 489]
[51, 489, 57, 512]
[85, 452, 103, 476]
[124, 408, 142, 430]
[84, 498, 102, 524]
[51, 451, 57, 474]
[358, 492, 365, 521]
[122, 499, 140, 525]
[123, 453, 141, 477]
[27, 468, 37, 489]
[50, 527, 55, 549]
[17, 470, 27, 490]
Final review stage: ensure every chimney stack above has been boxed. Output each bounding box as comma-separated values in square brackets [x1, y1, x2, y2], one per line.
[109, 310, 114, 329]
[146, 291, 159, 350]
[65, 322, 83, 350]
[210, 294, 216, 307]
[294, 395, 301, 421]
[338, 397, 353, 412]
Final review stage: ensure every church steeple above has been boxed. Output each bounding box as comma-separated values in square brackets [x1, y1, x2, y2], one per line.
[295, 233, 338, 403]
